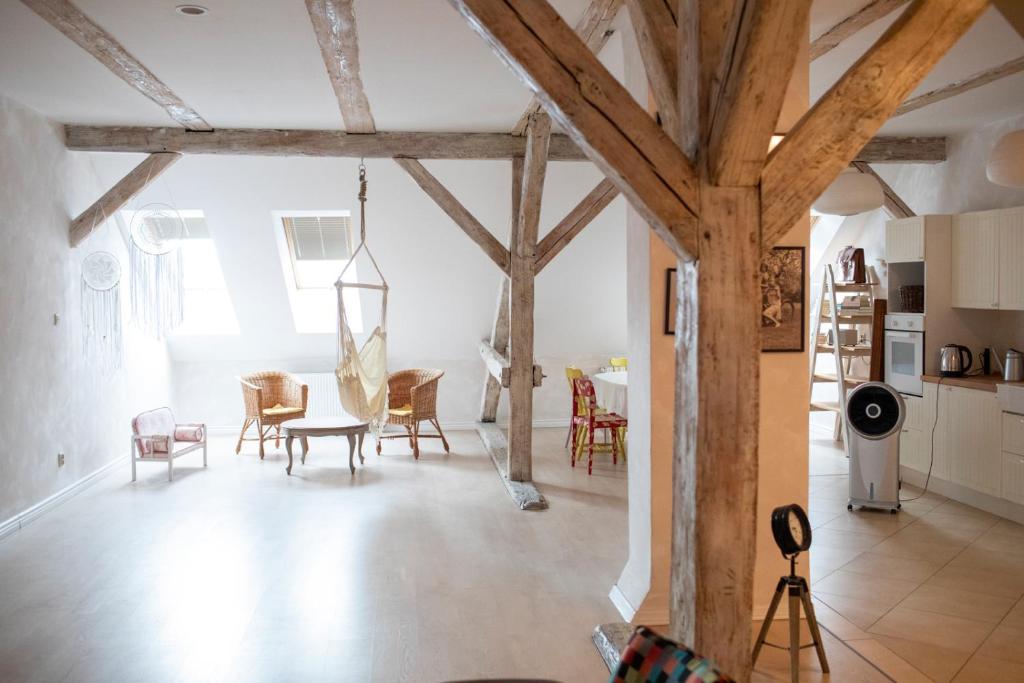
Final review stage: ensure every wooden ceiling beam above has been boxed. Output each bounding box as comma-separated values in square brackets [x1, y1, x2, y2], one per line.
[394, 158, 510, 275]
[893, 56, 1024, 118]
[993, 0, 1024, 39]
[707, 0, 812, 186]
[64, 126, 588, 160]
[535, 178, 619, 272]
[809, 0, 910, 61]
[625, 0, 679, 138]
[64, 126, 947, 163]
[70, 153, 180, 247]
[761, 0, 986, 248]
[448, 0, 700, 261]
[851, 161, 915, 219]
[510, 0, 622, 135]
[20, 0, 211, 131]
[305, 0, 376, 133]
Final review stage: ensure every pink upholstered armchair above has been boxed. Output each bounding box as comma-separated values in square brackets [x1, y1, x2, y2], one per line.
[131, 407, 207, 482]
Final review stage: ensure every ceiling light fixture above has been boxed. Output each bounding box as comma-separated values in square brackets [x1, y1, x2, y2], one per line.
[986, 129, 1024, 188]
[812, 168, 884, 216]
[175, 5, 209, 16]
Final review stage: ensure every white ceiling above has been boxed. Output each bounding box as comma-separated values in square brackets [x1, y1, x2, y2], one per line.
[0, 1, 1020, 135]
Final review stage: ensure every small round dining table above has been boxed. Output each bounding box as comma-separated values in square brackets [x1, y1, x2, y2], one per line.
[593, 371, 628, 418]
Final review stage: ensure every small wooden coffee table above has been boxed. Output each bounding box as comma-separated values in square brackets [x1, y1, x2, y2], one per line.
[281, 417, 369, 475]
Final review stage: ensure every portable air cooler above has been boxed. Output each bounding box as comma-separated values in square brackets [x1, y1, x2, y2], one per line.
[846, 381, 905, 513]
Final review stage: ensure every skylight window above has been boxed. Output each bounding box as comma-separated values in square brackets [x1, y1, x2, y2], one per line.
[121, 209, 239, 335]
[275, 212, 362, 334]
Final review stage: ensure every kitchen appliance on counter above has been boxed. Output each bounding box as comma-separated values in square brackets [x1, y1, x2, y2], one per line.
[884, 314, 924, 396]
[1006, 349, 1024, 382]
[939, 344, 973, 377]
[846, 382, 905, 513]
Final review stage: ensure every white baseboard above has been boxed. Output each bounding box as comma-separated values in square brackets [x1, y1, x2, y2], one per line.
[0, 455, 128, 542]
[608, 584, 638, 622]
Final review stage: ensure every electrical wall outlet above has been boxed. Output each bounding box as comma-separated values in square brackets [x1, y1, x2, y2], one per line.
[57, 452, 65, 467]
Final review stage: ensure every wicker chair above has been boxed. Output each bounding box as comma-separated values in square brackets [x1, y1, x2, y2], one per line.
[236, 371, 308, 459]
[376, 369, 449, 459]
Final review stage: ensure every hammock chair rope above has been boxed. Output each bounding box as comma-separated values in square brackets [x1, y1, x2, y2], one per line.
[335, 162, 389, 429]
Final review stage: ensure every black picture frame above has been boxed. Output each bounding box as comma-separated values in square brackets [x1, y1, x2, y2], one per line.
[664, 268, 677, 336]
[760, 246, 806, 353]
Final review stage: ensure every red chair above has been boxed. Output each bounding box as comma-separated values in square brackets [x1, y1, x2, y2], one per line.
[572, 377, 628, 475]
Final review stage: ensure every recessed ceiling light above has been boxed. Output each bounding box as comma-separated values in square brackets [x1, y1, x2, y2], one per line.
[175, 5, 209, 16]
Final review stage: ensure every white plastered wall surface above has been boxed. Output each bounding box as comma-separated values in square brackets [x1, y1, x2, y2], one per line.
[85, 151, 628, 429]
[0, 95, 172, 524]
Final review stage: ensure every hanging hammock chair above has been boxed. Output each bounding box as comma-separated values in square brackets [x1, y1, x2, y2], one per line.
[335, 163, 389, 429]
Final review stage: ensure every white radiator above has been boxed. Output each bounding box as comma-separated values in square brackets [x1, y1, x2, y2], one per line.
[297, 372, 347, 418]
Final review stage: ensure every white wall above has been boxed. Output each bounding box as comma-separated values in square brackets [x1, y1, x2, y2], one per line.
[85, 151, 628, 429]
[0, 96, 172, 524]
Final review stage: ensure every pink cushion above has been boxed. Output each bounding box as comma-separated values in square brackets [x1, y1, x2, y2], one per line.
[174, 424, 205, 442]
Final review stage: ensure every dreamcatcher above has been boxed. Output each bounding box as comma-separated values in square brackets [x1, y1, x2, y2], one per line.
[335, 163, 390, 430]
[81, 251, 123, 372]
[129, 203, 185, 338]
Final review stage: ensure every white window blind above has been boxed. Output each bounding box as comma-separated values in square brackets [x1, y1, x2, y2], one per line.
[283, 215, 352, 261]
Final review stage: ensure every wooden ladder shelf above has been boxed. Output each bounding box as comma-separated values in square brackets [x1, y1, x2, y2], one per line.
[808, 265, 876, 443]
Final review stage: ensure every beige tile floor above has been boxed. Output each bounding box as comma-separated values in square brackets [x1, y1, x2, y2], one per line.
[0, 428, 630, 682]
[807, 425, 1024, 682]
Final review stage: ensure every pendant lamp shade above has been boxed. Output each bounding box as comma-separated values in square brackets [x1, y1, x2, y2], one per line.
[812, 168, 884, 216]
[986, 129, 1024, 188]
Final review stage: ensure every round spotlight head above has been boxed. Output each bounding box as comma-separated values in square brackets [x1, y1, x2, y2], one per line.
[176, 5, 209, 16]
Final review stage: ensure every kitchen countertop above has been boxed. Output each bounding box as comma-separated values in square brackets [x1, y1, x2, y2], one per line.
[922, 373, 1024, 393]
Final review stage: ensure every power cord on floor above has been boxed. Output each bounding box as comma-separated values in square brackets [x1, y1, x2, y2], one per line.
[899, 376, 941, 502]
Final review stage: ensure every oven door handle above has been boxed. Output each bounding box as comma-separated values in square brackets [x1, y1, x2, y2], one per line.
[886, 331, 919, 340]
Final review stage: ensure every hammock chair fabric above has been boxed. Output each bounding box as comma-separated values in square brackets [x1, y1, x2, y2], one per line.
[335, 164, 389, 429]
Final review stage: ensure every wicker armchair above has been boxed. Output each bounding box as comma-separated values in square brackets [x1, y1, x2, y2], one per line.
[236, 371, 308, 459]
[376, 369, 449, 459]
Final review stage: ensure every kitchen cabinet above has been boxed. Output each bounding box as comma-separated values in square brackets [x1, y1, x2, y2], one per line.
[952, 211, 999, 308]
[1003, 452, 1024, 505]
[886, 216, 925, 263]
[940, 385, 1001, 496]
[899, 385, 937, 475]
[951, 206, 1024, 310]
[901, 385, 1000, 495]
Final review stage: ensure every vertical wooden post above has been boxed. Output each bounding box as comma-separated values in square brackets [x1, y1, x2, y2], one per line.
[507, 113, 550, 481]
[672, 186, 762, 679]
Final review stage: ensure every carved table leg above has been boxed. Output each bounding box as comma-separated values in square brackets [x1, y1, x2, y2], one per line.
[357, 431, 366, 464]
[347, 433, 356, 474]
[301, 435, 309, 465]
[285, 435, 294, 475]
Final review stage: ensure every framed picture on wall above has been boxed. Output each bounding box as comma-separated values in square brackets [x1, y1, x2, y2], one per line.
[664, 268, 677, 336]
[760, 246, 805, 353]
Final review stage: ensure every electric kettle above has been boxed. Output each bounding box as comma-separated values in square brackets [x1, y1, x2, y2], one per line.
[939, 344, 972, 377]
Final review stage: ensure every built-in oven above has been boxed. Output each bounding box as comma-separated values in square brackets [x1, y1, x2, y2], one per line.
[884, 314, 925, 396]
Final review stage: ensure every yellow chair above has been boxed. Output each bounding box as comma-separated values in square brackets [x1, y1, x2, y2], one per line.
[564, 366, 585, 448]
[609, 357, 628, 371]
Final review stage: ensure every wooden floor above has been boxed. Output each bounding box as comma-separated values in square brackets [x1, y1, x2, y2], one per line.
[806, 424, 1024, 682]
[0, 428, 627, 682]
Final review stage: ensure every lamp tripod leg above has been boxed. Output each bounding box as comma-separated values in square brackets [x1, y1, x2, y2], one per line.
[800, 578, 830, 673]
[752, 577, 787, 665]
[789, 585, 801, 683]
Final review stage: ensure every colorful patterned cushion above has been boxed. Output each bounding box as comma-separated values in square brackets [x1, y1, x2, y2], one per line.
[174, 424, 205, 442]
[610, 626, 732, 683]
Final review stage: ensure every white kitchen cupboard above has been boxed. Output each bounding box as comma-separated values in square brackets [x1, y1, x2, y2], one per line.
[951, 206, 1024, 310]
[998, 208, 1024, 310]
[899, 385, 937, 475]
[940, 385, 1001, 496]
[886, 216, 925, 262]
[1003, 413, 1024, 505]
[951, 211, 999, 308]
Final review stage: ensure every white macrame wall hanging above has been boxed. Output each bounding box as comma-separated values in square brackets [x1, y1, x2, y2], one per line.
[81, 251, 123, 372]
[129, 203, 184, 338]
